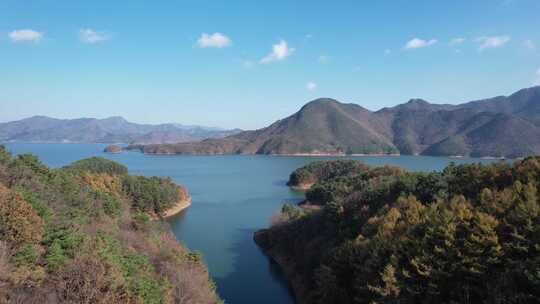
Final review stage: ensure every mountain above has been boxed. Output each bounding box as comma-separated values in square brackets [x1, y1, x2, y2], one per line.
[0, 116, 241, 144]
[135, 99, 398, 155]
[133, 86, 540, 158]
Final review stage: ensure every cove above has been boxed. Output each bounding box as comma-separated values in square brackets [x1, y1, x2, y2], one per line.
[4, 143, 498, 304]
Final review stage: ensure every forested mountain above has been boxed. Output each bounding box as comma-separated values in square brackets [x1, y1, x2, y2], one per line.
[255, 159, 540, 303]
[0, 116, 240, 144]
[135, 86, 540, 158]
[0, 147, 220, 303]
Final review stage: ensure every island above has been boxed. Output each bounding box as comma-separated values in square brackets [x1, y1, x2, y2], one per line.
[0, 146, 220, 303]
[103, 144, 123, 154]
[255, 158, 540, 303]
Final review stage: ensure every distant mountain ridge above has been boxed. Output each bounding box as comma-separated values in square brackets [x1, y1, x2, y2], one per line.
[134, 86, 540, 158]
[0, 116, 241, 144]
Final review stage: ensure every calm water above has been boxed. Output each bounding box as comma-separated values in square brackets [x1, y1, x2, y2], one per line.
[4, 143, 498, 304]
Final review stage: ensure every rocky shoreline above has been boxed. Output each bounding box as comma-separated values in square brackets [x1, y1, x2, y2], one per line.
[288, 182, 314, 191]
[161, 196, 192, 218]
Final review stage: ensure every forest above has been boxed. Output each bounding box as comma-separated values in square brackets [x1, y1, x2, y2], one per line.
[0, 146, 220, 303]
[256, 158, 540, 303]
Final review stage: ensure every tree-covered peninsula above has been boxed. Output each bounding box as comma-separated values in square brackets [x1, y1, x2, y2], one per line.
[256, 158, 540, 303]
[0, 146, 220, 303]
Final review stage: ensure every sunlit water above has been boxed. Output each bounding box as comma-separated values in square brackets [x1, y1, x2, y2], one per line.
[4, 143, 498, 304]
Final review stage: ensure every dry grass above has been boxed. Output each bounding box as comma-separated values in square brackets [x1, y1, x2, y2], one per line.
[0, 241, 10, 281]
[55, 253, 130, 304]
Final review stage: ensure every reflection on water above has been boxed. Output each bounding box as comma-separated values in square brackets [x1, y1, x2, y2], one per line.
[4, 143, 499, 304]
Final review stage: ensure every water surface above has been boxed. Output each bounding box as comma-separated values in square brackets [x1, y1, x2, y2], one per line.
[4, 143, 498, 304]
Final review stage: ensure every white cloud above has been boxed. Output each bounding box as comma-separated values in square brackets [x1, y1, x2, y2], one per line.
[8, 29, 43, 43]
[79, 29, 110, 44]
[197, 32, 232, 48]
[450, 37, 466, 46]
[305, 34, 313, 39]
[306, 82, 317, 91]
[404, 38, 437, 49]
[260, 40, 295, 64]
[384, 49, 391, 55]
[524, 39, 536, 50]
[475, 35, 510, 51]
[535, 67, 540, 85]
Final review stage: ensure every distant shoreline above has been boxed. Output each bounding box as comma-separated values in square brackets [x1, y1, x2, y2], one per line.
[136, 150, 403, 157]
[2, 142, 518, 159]
[271, 152, 401, 157]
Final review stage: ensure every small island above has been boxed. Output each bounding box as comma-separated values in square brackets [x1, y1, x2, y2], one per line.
[103, 144, 123, 154]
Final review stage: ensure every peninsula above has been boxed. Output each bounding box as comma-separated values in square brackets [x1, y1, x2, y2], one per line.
[255, 158, 540, 303]
[0, 148, 219, 303]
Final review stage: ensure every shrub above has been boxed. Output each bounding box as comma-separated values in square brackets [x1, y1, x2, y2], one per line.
[12, 154, 50, 176]
[97, 232, 167, 303]
[0, 145, 10, 164]
[55, 252, 128, 304]
[0, 184, 44, 247]
[16, 187, 52, 223]
[44, 229, 85, 273]
[270, 203, 306, 227]
[12, 244, 39, 267]
[102, 195, 122, 217]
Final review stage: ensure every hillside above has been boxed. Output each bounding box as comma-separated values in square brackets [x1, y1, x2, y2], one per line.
[0, 146, 220, 303]
[255, 159, 540, 303]
[0, 116, 240, 144]
[132, 86, 540, 158]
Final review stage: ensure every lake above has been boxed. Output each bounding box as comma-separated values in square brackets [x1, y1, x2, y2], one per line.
[3, 143, 498, 304]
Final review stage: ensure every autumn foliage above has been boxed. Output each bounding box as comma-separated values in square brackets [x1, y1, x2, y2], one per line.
[0, 184, 44, 247]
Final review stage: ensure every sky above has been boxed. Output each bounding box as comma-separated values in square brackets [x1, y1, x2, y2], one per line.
[1, 0, 539, 130]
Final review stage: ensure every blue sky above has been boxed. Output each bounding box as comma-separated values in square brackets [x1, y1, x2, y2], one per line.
[1, 0, 539, 129]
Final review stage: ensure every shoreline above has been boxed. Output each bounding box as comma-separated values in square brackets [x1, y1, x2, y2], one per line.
[161, 196, 192, 218]
[270, 152, 401, 157]
[137, 151, 403, 157]
[254, 230, 310, 304]
[6, 143, 516, 159]
[289, 182, 314, 191]
[132, 151, 517, 160]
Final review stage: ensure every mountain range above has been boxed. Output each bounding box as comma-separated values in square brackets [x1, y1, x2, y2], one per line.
[0, 116, 241, 144]
[132, 86, 540, 158]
